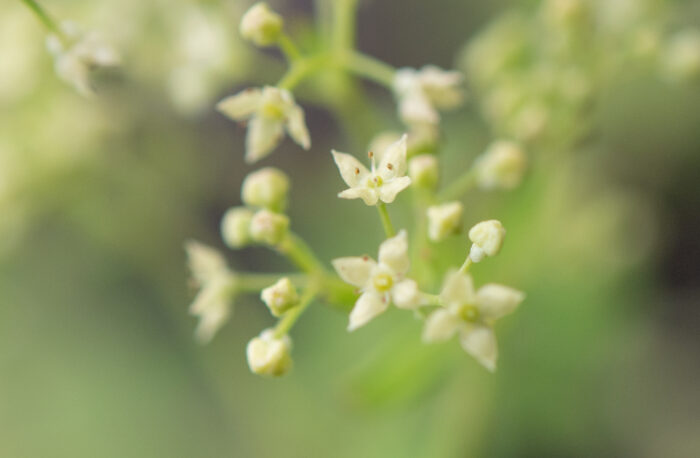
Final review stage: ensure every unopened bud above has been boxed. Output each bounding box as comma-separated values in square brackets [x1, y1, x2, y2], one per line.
[241, 167, 290, 212]
[249, 209, 289, 245]
[246, 329, 292, 377]
[409, 154, 439, 189]
[221, 207, 254, 248]
[427, 202, 463, 241]
[474, 140, 527, 190]
[468, 220, 506, 262]
[239, 2, 284, 47]
[261, 277, 299, 316]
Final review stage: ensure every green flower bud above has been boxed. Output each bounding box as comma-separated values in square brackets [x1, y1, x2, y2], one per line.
[221, 207, 254, 248]
[239, 2, 284, 47]
[241, 167, 290, 212]
[249, 209, 289, 245]
[246, 329, 292, 377]
[468, 220, 506, 262]
[261, 277, 299, 316]
[409, 154, 439, 189]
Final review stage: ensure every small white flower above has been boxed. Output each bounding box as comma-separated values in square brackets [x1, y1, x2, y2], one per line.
[427, 201, 463, 241]
[239, 2, 284, 47]
[261, 277, 299, 317]
[474, 140, 527, 190]
[468, 220, 506, 263]
[332, 134, 412, 206]
[241, 167, 290, 212]
[423, 271, 524, 371]
[394, 65, 464, 126]
[246, 329, 292, 377]
[221, 207, 254, 248]
[46, 21, 119, 96]
[333, 230, 423, 331]
[249, 209, 289, 245]
[217, 86, 310, 163]
[185, 241, 237, 343]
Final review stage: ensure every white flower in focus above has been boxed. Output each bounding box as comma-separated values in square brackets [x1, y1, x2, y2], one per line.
[423, 271, 524, 371]
[394, 65, 464, 126]
[239, 2, 284, 47]
[261, 277, 299, 317]
[332, 134, 412, 206]
[185, 241, 237, 343]
[217, 86, 310, 163]
[246, 329, 292, 377]
[46, 21, 119, 96]
[333, 230, 423, 331]
[427, 201, 463, 241]
[468, 220, 506, 263]
[474, 140, 527, 190]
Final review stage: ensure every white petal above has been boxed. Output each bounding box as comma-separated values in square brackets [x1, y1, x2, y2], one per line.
[348, 292, 388, 331]
[332, 151, 370, 187]
[459, 325, 497, 372]
[185, 240, 228, 286]
[378, 176, 412, 203]
[399, 91, 439, 126]
[194, 299, 230, 343]
[378, 134, 408, 178]
[245, 116, 284, 163]
[338, 187, 378, 206]
[216, 88, 262, 120]
[285, 104, 311, 150]
[439, 271, 476, 309]
[422, 309, 460, 342]
[332, 256, 377, 288]
[476, 284, 525, 320]
[392, 278, 421, 309]
[378, 229, 410, 276]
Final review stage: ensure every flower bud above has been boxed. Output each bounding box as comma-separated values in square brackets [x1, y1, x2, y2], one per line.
[474, 140, 527, 190]
[221, 207, 254, 248]
[249, 209, 289, 245]
[409, 154, 439, 189]
[239, 2, 284, 47]
[261, 277, 299, 316]
[246, 329, 292, 377]
[427, 202, 463, 241]
[241, 167, 290, 212]
[468, 220, 506, 262]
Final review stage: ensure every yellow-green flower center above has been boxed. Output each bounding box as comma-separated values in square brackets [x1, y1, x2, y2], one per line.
[459, 304, 480, 323]
[367, 175, 383, 188]
[372, 272, 393, 292]
[261, 103, 285, 120]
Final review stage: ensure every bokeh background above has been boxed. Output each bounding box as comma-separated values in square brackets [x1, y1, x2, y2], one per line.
[1, 0, 699, 457]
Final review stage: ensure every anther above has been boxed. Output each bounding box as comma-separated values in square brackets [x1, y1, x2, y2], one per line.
[387, 163, 394, 170]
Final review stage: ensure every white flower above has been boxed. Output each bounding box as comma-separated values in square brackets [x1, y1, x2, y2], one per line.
[217, 86, 310, 163]
[261, 277, 299, 317]
[394, 66, 464, 126]
[332, 134, 412, 206]
[423, 271, 524, 371]
[427, 201, 463, 241]
[474, 140, 527, 190]
[46, 21, 119, 96]
[239, 2, 284, 47]
[241, 167, 290, 212]
[246, 329, 292, 377]
[185, 241, 237, 343]
[221, 207, 254, 248]
[332, 230, 423, 331]
[468, 220, 506, 263]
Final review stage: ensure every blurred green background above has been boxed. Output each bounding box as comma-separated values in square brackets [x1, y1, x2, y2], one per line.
[1, 0, 699, 457]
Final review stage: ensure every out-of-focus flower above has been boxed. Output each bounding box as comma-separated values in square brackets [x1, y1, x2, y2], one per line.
[474, 141, 527, 190]
[246, 329, 292, 376]
[423, 271, 524, 371]
[409, 154, 439, 189]
[333, 230, 422, 331]
[46, 21, 119, 96]
[427, 202, 463, 242]
[185, 241, 237, 343]
[239, 2, 283, 47]
[332, 135, 411, 206]
[468, 220, 506, 263]
[249, 209, 289, 245]
[217, 86, 310, 163]
[221, 207, 254, 248]
[241, 167, 290, 212]
[394, 66, 465, 126]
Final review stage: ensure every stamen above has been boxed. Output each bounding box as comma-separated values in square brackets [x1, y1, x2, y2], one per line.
[355, 167, 360, 175]
[387, 163, 394, 170]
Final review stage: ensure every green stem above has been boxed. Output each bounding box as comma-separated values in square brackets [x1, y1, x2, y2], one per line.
[20, 0, 65, 39]
[277, 54, 328, 90]
[277, 232, 327, 274]
[273, 282, 319, 338]
[458, 257, 473, 275]
[277, 33, 302, 63]
[376, 203, 396, 238]
[339, 51, 396, 88]
[333, 0, 357, 51]
[438, 168, 477, 202]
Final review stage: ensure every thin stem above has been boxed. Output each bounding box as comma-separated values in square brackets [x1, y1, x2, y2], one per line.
[376, 203, 396, 238]
[273, 282, 319, 338]
[277, 232, 327, 274]
[438, 168, 477, 202]
[333, 0, 357, 51]
[458, 257, 473, 275]
[277, 54, 328, 90]
[339, 51, 396, 88]
[20, 0, 65, 39]
[277, 33, 302, 63]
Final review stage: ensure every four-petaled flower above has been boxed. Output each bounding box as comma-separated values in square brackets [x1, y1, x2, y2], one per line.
[423, 271, 524, 371]
[332, 134, 412, 206]
[217, 86, 310, 163]
[333, 230, 422, 331]
[394, 65, 464, 127]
